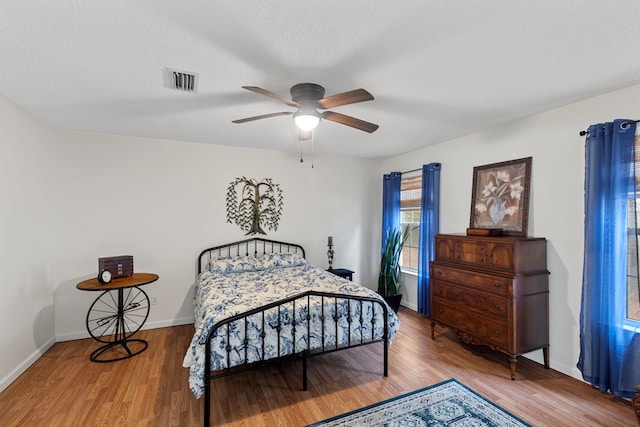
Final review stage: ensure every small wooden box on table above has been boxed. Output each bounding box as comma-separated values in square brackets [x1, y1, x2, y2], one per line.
[429, 233, 549, 380]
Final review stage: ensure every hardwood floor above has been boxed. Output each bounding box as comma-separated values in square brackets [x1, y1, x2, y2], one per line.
[0, 308, 634, 426]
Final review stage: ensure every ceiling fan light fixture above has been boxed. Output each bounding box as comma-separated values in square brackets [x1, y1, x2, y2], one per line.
[233, 83, 379, 134]
[294, 111, 320, 131]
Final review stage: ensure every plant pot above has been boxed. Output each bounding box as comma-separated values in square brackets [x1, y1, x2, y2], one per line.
[383, 294, 402, 314]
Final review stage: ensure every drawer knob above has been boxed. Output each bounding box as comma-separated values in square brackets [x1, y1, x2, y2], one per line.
[493, 304, 500, 311]
[493, 330, 501, 337]
[494, 283, 501, 288]
[437, 270, 442, 276]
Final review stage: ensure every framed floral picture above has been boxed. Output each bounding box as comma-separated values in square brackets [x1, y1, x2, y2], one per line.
[469, 157, 532, 236]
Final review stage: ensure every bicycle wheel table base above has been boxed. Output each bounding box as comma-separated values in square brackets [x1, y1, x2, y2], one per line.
[76, 273, 158, 363]
[90, 338, 148, 363]
[87, 287, 150, 342]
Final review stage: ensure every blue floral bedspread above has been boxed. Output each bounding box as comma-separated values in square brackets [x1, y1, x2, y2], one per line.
[182, 260, 400, 398]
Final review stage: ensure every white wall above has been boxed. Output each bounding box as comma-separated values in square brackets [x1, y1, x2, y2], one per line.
[0, 97, 380, 391]
[51, 132, 379, 340]
[3, 80, 640, 391]
[0, 97, 58, 390]
[381, 82, 640, 380]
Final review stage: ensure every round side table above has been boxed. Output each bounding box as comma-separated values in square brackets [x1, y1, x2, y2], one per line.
[77, 273, 158, 362]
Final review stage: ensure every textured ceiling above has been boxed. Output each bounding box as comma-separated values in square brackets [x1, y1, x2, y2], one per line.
[1, 1, 640, 158]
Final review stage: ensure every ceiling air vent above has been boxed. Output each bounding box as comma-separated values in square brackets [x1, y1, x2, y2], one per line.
[164, 68, 199, 93]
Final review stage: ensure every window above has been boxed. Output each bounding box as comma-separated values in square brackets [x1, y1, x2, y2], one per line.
[400, 174, 421, 271]
[627, 135, 640, 322]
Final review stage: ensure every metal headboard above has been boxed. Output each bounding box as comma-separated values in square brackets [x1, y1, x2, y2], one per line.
[198, 238, 306, 274]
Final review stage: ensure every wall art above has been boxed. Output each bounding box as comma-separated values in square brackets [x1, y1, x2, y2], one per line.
[226, 177, 284, 235]
[469, 157, 531, 236]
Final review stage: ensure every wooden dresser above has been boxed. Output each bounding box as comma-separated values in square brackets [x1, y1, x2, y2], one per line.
[429, 233, 549, 380]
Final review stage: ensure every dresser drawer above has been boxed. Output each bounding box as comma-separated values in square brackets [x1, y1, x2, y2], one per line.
[432, 281, 508, 320]
[453, 241, 489, 267]
[432, 299, 509, 349]
[431, 264, 511, 295]
[434, 234, 548, 274]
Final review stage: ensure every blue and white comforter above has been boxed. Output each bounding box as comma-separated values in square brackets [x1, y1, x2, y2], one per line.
[183, 261, 400, 398]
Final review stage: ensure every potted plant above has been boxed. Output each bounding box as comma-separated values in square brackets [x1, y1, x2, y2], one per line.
[378, 227, 410, 313]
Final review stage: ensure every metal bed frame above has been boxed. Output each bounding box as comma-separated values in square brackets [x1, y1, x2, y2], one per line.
[196, 238, 390, 426]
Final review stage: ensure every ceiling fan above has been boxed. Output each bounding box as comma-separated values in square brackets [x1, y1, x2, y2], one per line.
[232, 83, 379, 140]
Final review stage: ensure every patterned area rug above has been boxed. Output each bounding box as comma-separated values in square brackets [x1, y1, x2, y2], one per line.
[307, 378, 531, 426]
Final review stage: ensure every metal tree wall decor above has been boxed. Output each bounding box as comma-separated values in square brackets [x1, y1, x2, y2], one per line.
[226, 177, 284, 235]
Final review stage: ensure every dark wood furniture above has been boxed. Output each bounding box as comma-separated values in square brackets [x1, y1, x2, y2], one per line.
[327, 268, 354, 281]
[429, 233, 549, 380]
[77, 273, 158, 362]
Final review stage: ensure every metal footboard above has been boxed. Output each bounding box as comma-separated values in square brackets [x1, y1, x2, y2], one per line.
[202, 290, 389, 427]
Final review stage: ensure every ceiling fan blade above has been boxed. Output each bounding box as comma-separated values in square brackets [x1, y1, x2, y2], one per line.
[322, 111, 379, 133]
[299, 129, 312, 141]
[241, 86, 300, 108]
[316, 88, 374, 109]
[232, 111, 293, 124]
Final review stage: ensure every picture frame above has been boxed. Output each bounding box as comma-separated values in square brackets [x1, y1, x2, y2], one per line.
[469, 157, 532, 236]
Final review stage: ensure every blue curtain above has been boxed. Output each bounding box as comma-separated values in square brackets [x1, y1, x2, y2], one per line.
[381, 172, 401, 251]
[577, 119, 640, 399]
[417, 163, 441, 316]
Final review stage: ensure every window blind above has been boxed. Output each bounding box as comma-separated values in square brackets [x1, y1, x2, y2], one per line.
[401, 175, 422, 210]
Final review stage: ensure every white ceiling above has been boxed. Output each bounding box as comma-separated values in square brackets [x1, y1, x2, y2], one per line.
[1, 1, 640, 159]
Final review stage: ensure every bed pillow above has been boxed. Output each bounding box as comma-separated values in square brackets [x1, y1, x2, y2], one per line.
[209, 256, 261, 273]
[259, 252, 307, 269]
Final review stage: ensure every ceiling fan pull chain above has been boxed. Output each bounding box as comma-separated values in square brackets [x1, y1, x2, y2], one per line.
[311, 132, 314, 169]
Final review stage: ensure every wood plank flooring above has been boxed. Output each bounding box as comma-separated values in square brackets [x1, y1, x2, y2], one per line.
[0, 308, 635, 426]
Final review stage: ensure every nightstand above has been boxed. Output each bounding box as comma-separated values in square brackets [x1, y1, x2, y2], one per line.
[77, 273, 158, 362]
[327, 268, 354, 281]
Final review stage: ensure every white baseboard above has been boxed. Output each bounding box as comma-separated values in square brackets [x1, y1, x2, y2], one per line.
[3, 312, 589, 398]
[55, 316, 195, 342]
[0, 337, 56, 394]
[144, 316, 194, 330]
[400, 301, 417, 311]
[1, 317, 196, 393]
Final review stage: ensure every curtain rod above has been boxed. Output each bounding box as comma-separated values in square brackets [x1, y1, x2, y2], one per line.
[402, 163, 442, 174]
[402, 168, 421, 174]
[579, 119, 639, 136]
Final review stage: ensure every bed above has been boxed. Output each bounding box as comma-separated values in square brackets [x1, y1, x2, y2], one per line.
[182, 238, 400, 426]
